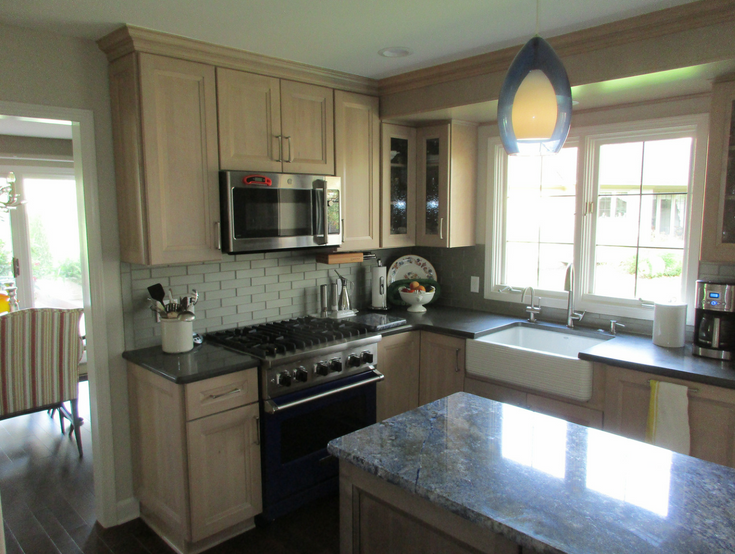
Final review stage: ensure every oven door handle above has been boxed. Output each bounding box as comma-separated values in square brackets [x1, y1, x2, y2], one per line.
[264, 367, 384, 414]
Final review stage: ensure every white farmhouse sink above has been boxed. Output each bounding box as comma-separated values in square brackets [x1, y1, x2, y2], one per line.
[466, 324, 612, 402]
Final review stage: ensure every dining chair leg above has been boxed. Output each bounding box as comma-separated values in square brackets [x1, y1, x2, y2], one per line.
[70, 398, 83, 458]
[58, 408, 65, 435]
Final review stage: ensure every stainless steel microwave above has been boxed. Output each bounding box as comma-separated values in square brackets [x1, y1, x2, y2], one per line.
[219, 171, 342, 253]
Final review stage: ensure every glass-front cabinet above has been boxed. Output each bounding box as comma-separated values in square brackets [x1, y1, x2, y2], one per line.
[416, 122, 477, 248]
[702, 76, 735, 262]
[381, 124, 416, 247]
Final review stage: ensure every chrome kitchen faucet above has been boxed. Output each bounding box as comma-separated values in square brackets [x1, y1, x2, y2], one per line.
[564, 263, 585, 328]
[522, 287, 541, 323]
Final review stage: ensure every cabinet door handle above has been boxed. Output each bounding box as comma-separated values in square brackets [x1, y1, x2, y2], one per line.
[208, 387, 241, 400]
[215, 221, 221, 250]
[440, 218, 444, 240]
[284, 136, 293, 162]
[455, 348, 460, 372]
[254, 415, 260, 445]
[275, 135, 282, 162]
[341, 218, 345, 244]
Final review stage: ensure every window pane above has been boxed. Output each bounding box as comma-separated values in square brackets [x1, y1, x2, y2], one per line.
[540, 197, 575, 243]
[24, 178, 83, 309]
[639, 194, 686, 248]
[0, 213, 12, 280]
[599, 142, 643, 192]
[593, 246, 637, 299]
[596, 195, 640, 247]
[506, 196, 541, 242]
[507, 156, 541, 197]
[641, 138, 692, 193]
[506, 242, 539, 288]
[635, 248, 683, 303]
[538, 244, 573, 290]
[541, 147, 577, 195]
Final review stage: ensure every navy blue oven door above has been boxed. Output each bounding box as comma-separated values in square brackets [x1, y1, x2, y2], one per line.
[260, 369, 380, 521]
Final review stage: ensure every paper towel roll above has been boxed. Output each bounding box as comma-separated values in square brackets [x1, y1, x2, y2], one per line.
[371, 265, 388, 309]
[652, 302, 687, 348]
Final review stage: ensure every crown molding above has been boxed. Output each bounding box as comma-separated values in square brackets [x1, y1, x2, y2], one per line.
[97, 25, 379, 96]
[379, 0, 735, 96]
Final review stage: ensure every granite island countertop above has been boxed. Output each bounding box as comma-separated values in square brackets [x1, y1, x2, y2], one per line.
[328, 392, 735, 554]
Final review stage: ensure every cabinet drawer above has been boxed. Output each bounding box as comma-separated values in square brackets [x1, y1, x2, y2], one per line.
[185, 369, 258, 421]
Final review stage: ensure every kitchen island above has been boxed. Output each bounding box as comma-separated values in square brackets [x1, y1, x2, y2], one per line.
[328, 392, 735, 554]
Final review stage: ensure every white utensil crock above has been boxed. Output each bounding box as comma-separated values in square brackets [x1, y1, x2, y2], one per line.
[161, 319, 194, 353]
[652, 302, 687, 348]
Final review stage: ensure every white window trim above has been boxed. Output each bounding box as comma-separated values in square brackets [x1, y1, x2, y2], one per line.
[484, 114, 708, 325]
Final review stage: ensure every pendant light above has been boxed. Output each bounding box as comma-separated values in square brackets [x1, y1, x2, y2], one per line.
[498, 0, 572, 156]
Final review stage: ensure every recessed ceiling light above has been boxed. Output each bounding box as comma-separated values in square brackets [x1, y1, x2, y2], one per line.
[379, 47, 413, 58]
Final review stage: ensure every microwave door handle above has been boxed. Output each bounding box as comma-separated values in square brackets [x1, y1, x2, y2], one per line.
[315, 181, 328, 245]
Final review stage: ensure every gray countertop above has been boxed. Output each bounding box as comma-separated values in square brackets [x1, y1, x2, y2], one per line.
[329, 392, 735, 554]
[122, 343, 259, 384]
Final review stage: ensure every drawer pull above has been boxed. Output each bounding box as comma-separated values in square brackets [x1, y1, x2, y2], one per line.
[254, 416, 260, 445]
[208, 387, 242, 400]
[455, 348, 460, 372]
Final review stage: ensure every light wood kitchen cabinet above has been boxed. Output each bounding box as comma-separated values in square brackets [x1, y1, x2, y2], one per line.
[335, 91, 380, 251]
[419, 332, 465, 405]
[381, 124, 417, 248]
[701, 76, 735, 262]
[416, 122, 477, 248]
[109, 52, 221, 266]
[127, 364, 261, 553]
[604, 365, 735, 468]
[217, 68, 335, 175]
[376, 331, 421, 420]
[464, 375, 604, 429]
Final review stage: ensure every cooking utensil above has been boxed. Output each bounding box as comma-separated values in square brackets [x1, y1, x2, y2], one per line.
[147, 283, 166, 304]
[148, 298, 167, 316]
[177, 311, 195, 322]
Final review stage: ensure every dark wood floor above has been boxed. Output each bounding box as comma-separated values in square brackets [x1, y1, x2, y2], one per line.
[1, 383, 340, 554]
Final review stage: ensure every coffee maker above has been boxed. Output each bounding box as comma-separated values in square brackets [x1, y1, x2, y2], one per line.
[693, 280, 735, 360]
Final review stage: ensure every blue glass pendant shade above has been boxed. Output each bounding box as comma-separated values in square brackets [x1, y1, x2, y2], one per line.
[498, 36, 572, 156]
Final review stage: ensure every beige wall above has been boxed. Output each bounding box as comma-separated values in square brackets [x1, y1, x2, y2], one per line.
[0, 22, 133, 515]
[0, 134, 73, 159]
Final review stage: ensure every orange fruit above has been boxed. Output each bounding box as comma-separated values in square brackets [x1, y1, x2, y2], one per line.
[410, 281, 420, 290]
[418, 285, 426, 291]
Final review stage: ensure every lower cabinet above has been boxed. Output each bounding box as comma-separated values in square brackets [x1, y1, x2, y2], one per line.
[127, 363, 262, 553]
[377, 331, 465, 419]
[604, 365, 735, 468]
[464, 371, 604, 430]
[376, 331, 421, 421]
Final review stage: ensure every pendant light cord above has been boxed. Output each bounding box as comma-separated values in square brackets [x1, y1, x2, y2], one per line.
[535, 0, 540, 36]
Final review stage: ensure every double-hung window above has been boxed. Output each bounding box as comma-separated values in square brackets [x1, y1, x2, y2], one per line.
[485, 115, 708, 321]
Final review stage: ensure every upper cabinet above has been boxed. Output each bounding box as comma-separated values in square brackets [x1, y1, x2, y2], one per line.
[218, 68, 335, 175]
[335, 91, 380, 251]
[416, 122, 478, 248]
[109, 52, 221, 266]
[702, 77, 735, 262]
[381, 124, 417, 248]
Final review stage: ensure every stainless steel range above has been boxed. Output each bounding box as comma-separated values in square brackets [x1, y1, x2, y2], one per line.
[205, 316, 384, 522]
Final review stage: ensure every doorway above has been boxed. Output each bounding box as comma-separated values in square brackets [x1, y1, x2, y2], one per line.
[0, 101, 120, 530]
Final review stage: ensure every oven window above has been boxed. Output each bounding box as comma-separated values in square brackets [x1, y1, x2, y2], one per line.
[280, 395, 368, 464]
[233, 188, 314, 238]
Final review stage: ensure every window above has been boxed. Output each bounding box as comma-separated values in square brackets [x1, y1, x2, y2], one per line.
[485, 115, 707, 321]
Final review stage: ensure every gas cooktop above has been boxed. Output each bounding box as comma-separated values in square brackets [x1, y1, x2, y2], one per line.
[205, 316, 374, 359]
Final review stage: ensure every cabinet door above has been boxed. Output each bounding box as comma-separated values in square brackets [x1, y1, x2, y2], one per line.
[139, 53, 221, 265]
[701, 78, 735, 262]
[416, 125, 450, 247]
[280, 80, 334, 175]
[187, 402, 262, 542]
[419, 332, 465, 405]
[381, 124, 417, 248]
[377, 331, 421, 420]
[217, 68, 282, 172]
[335, 91, 380, 250]
[604, 366, 735, 468]
[527, 394, 603, 429]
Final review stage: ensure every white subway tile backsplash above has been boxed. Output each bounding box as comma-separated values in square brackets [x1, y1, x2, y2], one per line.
[122, 251, 375, 349]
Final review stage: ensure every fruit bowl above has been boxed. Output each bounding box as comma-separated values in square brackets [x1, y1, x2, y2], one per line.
[399, 288, 436, 313]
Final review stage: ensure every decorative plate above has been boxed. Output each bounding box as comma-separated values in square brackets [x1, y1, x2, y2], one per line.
[387, 255, 437, 284]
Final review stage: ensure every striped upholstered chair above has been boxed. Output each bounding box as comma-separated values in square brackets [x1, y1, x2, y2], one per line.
[0, 308, 85, 457]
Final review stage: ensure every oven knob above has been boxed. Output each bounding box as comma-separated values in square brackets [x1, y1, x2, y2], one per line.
[277, 372, 292, 387]
[361, 351, 374, 364]
[315, 362, 329, 376]
[347, 354, 361, 368]
[329, 359, 343, 373]
[294, 367, 308, 382]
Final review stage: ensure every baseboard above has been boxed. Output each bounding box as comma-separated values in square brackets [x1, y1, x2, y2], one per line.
[116, 496, 140, 525]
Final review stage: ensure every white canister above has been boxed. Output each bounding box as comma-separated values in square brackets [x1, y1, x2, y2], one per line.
[652, 302, 687, 348]
[161, 319, 194, 353]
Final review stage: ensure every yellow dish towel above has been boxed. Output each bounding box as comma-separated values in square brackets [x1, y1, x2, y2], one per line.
[646, 379, 690, 455]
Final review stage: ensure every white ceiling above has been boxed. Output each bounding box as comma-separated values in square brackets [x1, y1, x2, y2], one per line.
[0, 0, 700, 79]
